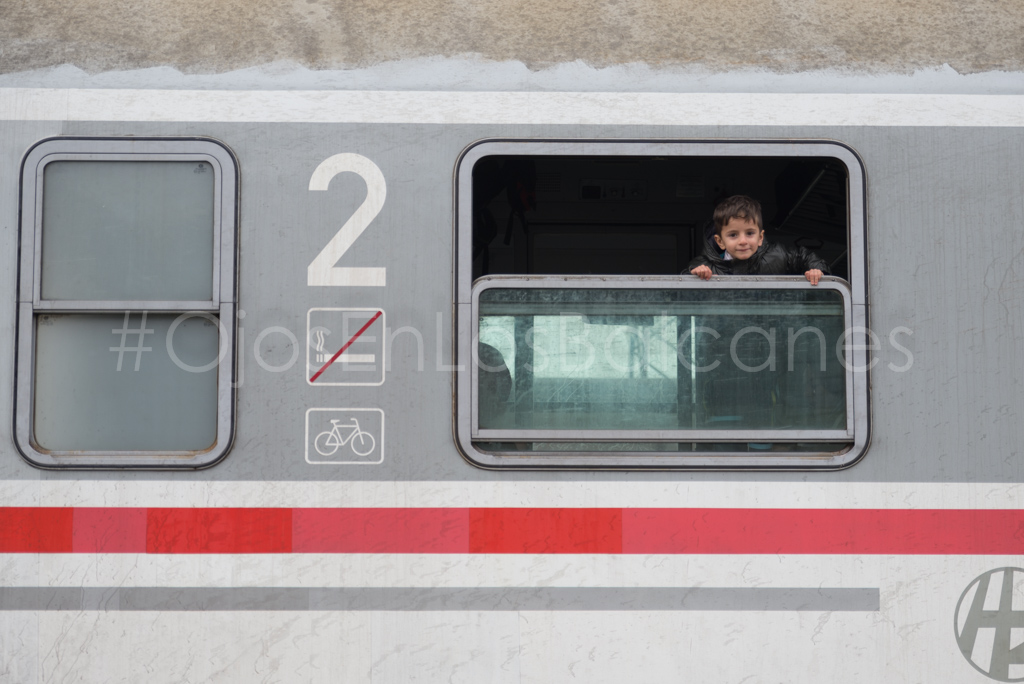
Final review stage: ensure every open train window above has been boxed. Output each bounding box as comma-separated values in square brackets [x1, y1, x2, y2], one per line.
[14, 137, 239, 468]
[455, 140, 868, 469]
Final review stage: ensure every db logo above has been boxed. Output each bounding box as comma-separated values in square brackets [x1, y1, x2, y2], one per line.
[955, 568, 1024, 681]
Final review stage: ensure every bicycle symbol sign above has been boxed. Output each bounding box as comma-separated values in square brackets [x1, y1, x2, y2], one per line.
[315, 418, 375, 457]
[305, 408, 384, 464]
[955, 567, 1024, 681]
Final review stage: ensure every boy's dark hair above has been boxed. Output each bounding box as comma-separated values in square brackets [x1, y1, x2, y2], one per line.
[713, 195, 763, 233]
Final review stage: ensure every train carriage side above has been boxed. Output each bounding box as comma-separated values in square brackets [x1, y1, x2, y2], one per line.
[0, 90, 1024, 682]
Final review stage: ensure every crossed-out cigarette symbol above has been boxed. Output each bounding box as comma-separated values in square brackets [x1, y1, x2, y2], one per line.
[309, 310, 383, 383]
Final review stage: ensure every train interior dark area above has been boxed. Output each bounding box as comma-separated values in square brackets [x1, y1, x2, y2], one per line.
[471, 155, 850, 281]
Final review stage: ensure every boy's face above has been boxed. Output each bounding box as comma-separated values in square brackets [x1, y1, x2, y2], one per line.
[714, 217, 763, 260]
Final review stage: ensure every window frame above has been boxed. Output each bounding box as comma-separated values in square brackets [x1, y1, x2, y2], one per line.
[454, 139, 869, 469]
[14, 137, 239, 469]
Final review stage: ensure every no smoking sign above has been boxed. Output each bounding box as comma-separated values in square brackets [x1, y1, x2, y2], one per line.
[306, 308, 385, 386]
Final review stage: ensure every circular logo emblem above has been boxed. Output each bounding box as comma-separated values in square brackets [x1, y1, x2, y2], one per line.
[955, 568, 1024, 681]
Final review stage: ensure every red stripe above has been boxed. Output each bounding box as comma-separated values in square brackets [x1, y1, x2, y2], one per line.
[469, 508, 623, 553]
[293, 508, 469, 552]
[0, 507, 73, 552]
[73, 508, 147, 553]
[623, 509, 1024, 554]
[146, 508, 292, 553]
[1, 507, 1023, 555]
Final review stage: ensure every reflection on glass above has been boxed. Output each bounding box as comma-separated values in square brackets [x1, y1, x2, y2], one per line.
[477, 287, 847, 434]
[41, 161, 215, 301]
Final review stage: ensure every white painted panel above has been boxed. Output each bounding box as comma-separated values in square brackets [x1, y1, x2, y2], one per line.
[1, 89, 1023, 127]
[0, 611, 38, 684]
[371, 613, 521, 683]
[2, 551, 1012, 684]
[3, 554, 1020, 594]
[5, 479, 1024, 509]
[11, 606, 995, 684]
[0, 605, 997, 684]
[32, 611, 373, 684]
[518, 611, 889, 683]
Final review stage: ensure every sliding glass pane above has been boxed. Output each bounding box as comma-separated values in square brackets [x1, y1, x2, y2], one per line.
[477, 287, 847, 435]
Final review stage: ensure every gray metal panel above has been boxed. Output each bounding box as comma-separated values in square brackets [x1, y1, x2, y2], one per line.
[1, 121, 1022, 482]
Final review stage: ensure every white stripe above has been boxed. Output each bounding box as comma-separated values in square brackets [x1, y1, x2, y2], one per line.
[1, 89, 1023, 127]
[3, 480, 1024, 509]
[1, 553, 1014, 590]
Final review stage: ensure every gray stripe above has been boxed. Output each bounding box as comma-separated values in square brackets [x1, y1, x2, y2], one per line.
[0, 587, 879, 611]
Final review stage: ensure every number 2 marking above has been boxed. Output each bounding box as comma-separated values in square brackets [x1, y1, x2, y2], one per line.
[307, 153, 387, 287]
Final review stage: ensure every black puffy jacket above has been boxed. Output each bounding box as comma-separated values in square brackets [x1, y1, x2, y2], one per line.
[686, 240, 829, 276]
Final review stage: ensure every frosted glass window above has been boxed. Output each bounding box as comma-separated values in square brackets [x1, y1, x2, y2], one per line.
[40, 161, 215, 301]
[15, 137, 238, 468]
[33, 313, 219, 452]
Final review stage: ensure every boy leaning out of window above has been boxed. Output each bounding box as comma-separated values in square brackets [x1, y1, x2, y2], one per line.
[688, 195, 827, 285]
